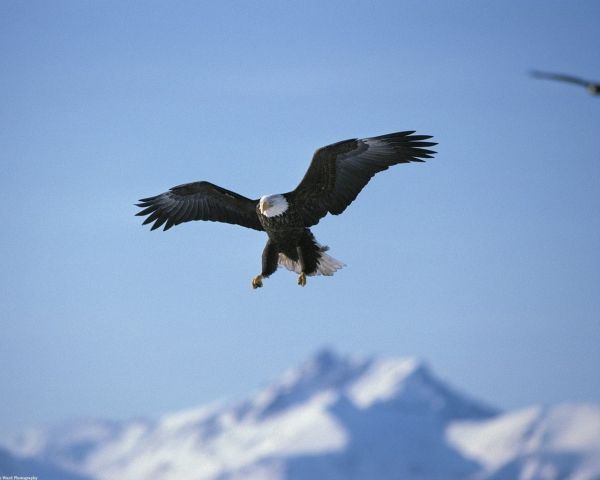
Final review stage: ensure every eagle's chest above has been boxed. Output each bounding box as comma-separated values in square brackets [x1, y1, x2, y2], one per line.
[257, 205, 304, 244]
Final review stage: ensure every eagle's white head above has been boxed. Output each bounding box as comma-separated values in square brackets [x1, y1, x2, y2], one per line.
[259, 194, 289, 218]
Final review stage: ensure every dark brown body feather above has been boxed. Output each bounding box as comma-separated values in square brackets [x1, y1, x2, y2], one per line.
[256, 200, 323, 277]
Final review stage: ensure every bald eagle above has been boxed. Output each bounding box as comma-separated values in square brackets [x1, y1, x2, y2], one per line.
[136, 131, 436, 288]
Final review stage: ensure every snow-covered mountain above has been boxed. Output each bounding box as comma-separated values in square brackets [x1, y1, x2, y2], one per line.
[2, 349, 600, 480]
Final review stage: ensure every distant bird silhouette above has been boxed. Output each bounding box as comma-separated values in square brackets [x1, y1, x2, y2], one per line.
[530, 70, 600, 96]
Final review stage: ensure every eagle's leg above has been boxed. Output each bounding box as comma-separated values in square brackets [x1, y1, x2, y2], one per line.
[296, 246, 307, 287]
[252, 275, 263, 289]
[253, 240, 278, 289]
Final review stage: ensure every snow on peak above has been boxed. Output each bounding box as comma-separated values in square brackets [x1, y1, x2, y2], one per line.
[248, 348, 367, 418]
[246, 349, 493, 422]
[347, 357, 427, 407]
[282, 348, 362, 388]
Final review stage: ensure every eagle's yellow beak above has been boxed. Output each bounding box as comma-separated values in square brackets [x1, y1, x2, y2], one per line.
[259, 198, 272, 214]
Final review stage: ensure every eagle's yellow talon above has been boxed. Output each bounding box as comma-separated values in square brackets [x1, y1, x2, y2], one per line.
[297, 272, 306, 287]
[252, 275, 263, 289]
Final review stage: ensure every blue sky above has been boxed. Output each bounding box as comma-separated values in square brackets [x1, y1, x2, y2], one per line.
[1, 0, 599, 435]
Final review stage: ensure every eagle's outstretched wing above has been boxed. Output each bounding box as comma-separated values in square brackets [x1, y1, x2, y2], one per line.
[289, 131, 436, 227]
[136, 181, 263, 231]
[530, 70, 590, 87]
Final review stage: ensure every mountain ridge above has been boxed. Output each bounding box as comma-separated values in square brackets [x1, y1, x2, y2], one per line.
[2, 349, 599, 480]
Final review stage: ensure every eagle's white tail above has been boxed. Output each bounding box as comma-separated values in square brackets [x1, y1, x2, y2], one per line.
[278, 246, 345, 277]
